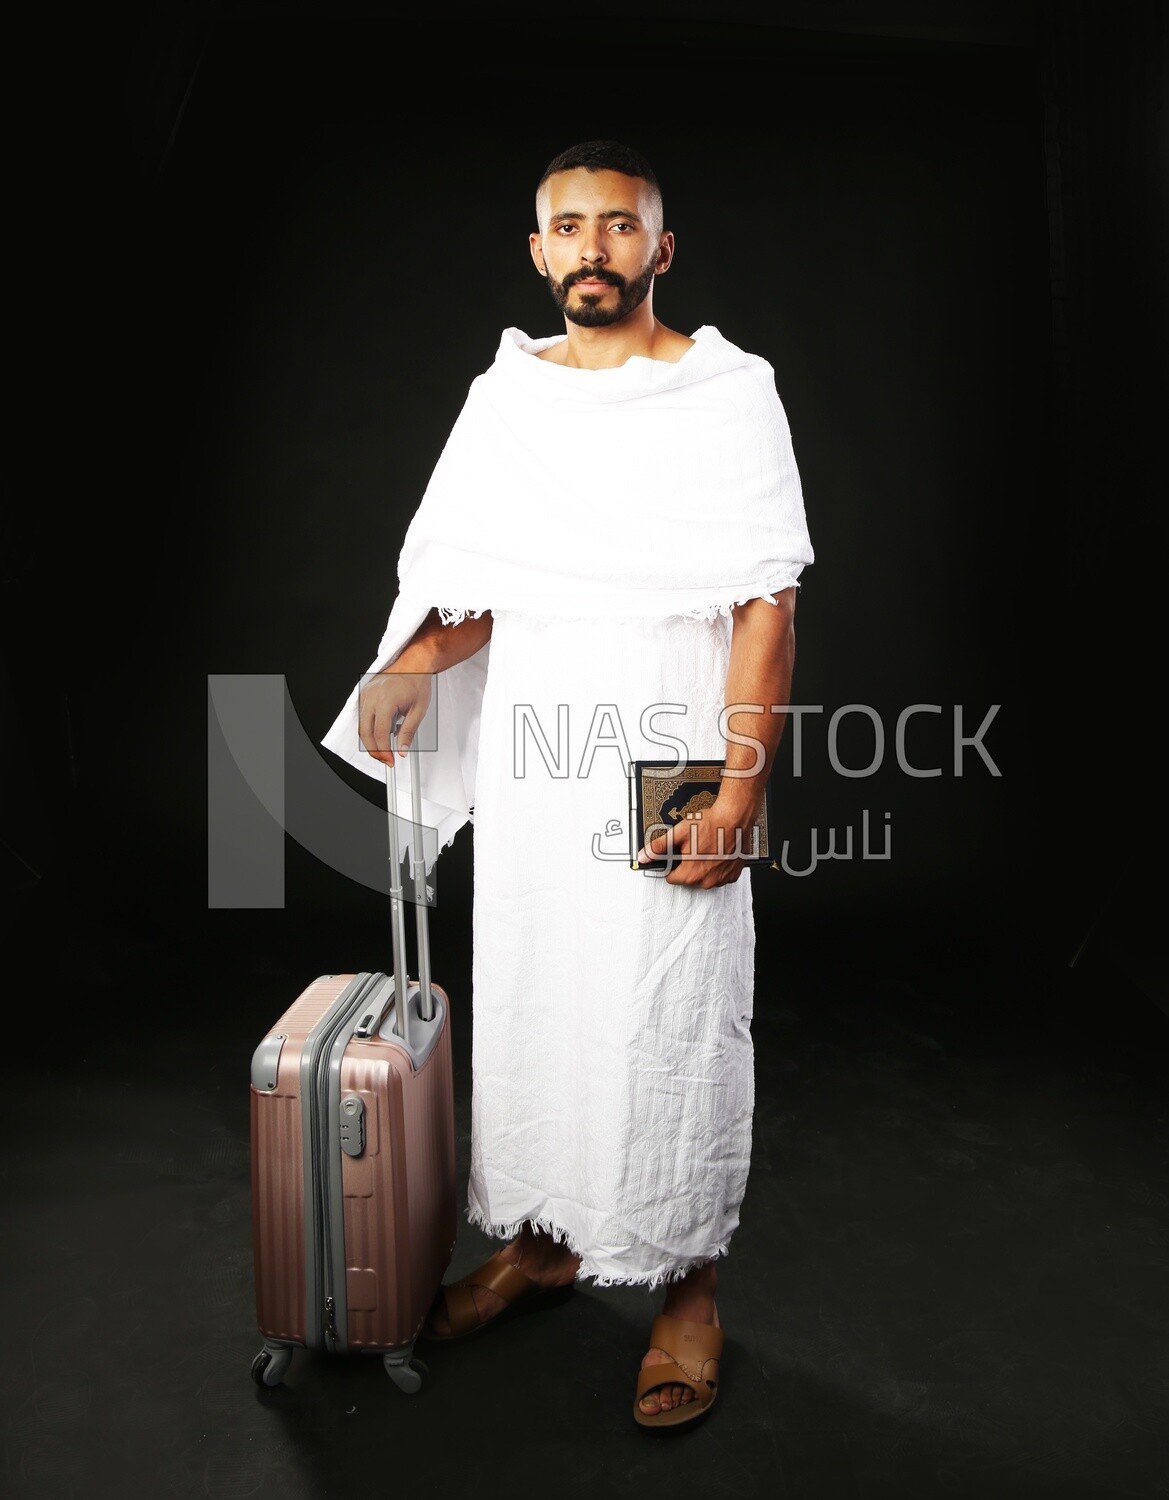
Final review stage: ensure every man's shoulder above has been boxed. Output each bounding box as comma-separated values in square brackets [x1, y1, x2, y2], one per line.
[692, 325, 770, 369]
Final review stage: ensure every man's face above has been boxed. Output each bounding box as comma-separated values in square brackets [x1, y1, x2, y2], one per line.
[530, 168, 668, 328]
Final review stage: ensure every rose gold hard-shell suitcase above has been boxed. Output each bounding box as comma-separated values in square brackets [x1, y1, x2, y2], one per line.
[249, 749, 456, 1393]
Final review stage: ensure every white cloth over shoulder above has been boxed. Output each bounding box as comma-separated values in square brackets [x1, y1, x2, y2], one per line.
[321, 325, 814, 854]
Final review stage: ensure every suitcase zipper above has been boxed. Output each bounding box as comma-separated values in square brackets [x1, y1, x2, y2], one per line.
[301, 973, 384, 1354]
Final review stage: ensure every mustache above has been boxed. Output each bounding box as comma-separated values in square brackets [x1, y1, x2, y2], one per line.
[564, 268, 624, 289]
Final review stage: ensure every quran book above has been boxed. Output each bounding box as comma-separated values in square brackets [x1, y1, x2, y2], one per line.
[628, 760, 772, 873]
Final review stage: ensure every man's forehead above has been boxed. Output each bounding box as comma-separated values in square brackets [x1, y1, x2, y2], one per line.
[538, 168, 656, 223]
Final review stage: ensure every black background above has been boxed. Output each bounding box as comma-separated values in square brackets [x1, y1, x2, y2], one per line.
[5, 1, 1165, 1026]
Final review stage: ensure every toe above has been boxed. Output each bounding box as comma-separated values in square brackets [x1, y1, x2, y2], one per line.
[640, 1346, 695, 1417]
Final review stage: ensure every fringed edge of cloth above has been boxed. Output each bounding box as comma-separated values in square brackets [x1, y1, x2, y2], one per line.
[434, 583, 799, 632]
[435, 605, 489, 626]
[464, 1203, 734, 1290]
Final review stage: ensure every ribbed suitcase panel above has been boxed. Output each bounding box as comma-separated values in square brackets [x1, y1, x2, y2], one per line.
[251, 975, 355, 1342]
[342, 985, 458, 1350]
[278, 975, 356, 1039]
[399, 1000, 458, 1329]
[251, 1088, 306, 1341]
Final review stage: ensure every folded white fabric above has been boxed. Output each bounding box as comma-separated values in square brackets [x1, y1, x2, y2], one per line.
[396, 323, 814, 622]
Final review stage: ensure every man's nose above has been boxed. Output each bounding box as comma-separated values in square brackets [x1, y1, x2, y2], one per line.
[580, 235, 605, 263]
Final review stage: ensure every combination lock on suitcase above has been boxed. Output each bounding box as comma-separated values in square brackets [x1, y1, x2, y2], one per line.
[249, 744, 457, 1392]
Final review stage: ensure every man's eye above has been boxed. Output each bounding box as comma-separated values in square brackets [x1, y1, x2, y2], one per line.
[611, 221, 634, 232]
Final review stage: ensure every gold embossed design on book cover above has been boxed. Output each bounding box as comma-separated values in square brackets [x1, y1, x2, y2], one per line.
[633, 761, 770, 863]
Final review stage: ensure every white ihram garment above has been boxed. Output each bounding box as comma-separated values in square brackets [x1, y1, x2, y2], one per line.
[466, 608, 756, 1285]
[322, 325, 813, 1285]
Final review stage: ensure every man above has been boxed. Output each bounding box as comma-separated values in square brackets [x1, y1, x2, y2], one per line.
[322, 139, 813, 1429]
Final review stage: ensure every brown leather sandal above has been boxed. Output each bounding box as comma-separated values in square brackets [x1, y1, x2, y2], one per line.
[633, 1310, 724, 1429]
[420, 1250, 575, 1341]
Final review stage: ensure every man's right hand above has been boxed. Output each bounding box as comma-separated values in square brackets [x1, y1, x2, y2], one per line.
[358, 670, 434, 765]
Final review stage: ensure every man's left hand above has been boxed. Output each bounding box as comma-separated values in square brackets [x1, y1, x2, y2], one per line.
[636, 796, 761, 888]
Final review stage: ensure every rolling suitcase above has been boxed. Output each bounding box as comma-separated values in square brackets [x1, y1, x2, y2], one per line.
[249, 745, 457, 1393]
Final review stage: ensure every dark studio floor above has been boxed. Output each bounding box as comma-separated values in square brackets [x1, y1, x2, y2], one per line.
[2, 874, 1166, 1500]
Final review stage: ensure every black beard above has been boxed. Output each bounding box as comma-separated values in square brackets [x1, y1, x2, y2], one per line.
[546, 259, 657, 327]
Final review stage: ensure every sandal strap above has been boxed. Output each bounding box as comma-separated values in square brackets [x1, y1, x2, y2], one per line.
[441, 1282, 481, 1337]
[647, 1313, 724, 1380]
[636, 1358, 717, 1408]
[463, 1251, 539, 1303]
[439, 1251, 539, 1334]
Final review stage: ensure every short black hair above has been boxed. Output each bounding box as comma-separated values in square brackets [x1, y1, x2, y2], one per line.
[537, 139, 661, 199]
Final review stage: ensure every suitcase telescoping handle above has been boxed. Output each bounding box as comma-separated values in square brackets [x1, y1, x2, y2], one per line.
[384, 731, 435, 1047]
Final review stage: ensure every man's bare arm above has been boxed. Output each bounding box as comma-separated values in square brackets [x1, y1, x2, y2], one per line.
[642, 587, 796, 886]
[360, 608, 494, 764]
[718, 587, 797, 822]
[389, 608, 494, 674]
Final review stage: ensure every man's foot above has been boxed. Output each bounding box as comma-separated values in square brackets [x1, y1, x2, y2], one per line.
[424, 1225, 581, 1337]
[638, 1260, 718, 1416]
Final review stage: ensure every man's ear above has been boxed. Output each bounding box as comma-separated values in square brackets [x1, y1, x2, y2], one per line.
[654, 230, 676, 275]
[529, 232, 547, 277]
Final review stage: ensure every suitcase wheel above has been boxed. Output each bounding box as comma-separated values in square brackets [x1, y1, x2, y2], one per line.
[251, 1343, 294, 1388]
[382, 1351, 428, 1394]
